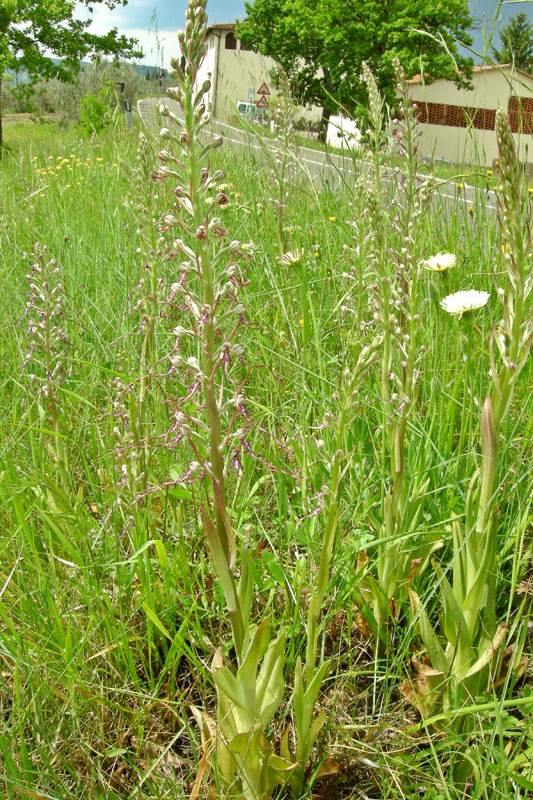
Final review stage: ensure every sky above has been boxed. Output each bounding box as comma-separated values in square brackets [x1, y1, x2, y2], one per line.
[76, 0, 533, 69]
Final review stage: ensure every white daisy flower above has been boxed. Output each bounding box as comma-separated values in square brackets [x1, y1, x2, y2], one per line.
[440, 290, 490, 316]
[278, 249, 304, 267]
[422, 253, 457, 272]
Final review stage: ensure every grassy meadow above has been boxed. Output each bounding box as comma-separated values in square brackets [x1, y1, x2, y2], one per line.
[0, 44, 532, 800]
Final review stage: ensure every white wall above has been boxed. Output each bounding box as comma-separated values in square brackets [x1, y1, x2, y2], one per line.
[327, 114, 361, 149]
[407, 66, 533, 166]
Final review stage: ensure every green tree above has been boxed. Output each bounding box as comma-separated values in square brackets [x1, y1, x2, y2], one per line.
[0, 0, 142, 150]
[237, 0, 473, 139]
[492, 12, 533, 73]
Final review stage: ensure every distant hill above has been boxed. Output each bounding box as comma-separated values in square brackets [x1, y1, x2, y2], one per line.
[6, 59, 169, 85]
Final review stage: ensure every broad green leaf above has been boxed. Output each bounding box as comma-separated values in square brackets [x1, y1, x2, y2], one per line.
[464, 624, 507, 679]
[293, 656, 304, 733]
[237, 547, 254, 628]
[306, 658, 330, 697]
[280, 725, 291, 762]
[296, 706, 327, 765]
[433, 562, 470, 650]
[229, 726, 263, 795]
[409, 588, 448, 675]
[213, 667, 255, 728]
[200, 505, 240, 616]
[451, 517, 467, 604]
[257, 631, 286, 725]
[462, 510, 497, 634]
[238, 619, 270, 698]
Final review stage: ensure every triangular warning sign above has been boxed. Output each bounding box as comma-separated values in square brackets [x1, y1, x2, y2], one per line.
[256, 95, 269, 107]
[257, 82, 270, 95]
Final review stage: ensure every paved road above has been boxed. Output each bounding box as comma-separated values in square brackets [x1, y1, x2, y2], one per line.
[137, 96, 499, 217]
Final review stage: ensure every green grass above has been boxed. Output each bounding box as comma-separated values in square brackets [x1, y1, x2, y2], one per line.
[0, 113, 531, 800]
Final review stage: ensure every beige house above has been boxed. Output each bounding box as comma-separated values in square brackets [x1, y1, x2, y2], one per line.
[406, 64, 533, 166]
[195, 22, 319, 125]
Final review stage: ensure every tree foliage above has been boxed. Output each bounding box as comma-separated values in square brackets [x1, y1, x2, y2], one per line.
[492, 12, 533, 73]
[0, 0, 142, 147]
[237, 0, 473, 133]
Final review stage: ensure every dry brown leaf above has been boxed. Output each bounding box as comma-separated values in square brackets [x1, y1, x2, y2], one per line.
[189, 747, 209, 800]
[410, 655, 445, 678]
[494, 644, 529, 688]
[401, 655, 446, 718]
[408, 557, 423, 581]
[315, 758, 341, 780]
[354, 612, 373, 639]
[211, 647, 224, 672]
[356, 551, 369, 572]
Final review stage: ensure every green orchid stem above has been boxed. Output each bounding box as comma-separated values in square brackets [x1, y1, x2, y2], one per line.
[136, 178, 159, 498]
[457, 320, 474, 457]
[44, 296, 69, 493]
[183, 59, 245, 661]
[304, 378, 353, 687]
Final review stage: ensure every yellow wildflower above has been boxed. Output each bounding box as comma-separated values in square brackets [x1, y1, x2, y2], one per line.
[328, 216, 336, 222]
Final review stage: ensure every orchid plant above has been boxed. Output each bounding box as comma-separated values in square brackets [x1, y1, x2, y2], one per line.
[406, 108, 531, 733]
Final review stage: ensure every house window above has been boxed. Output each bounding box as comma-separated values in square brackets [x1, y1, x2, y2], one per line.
[508, 96, 533, 134]
[225, 32, 237, 50]
[240, 39, 251, 51]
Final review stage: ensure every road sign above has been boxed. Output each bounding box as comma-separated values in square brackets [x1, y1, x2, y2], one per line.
[257, 82, 270, 95]
[256, 95, 269, 108]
